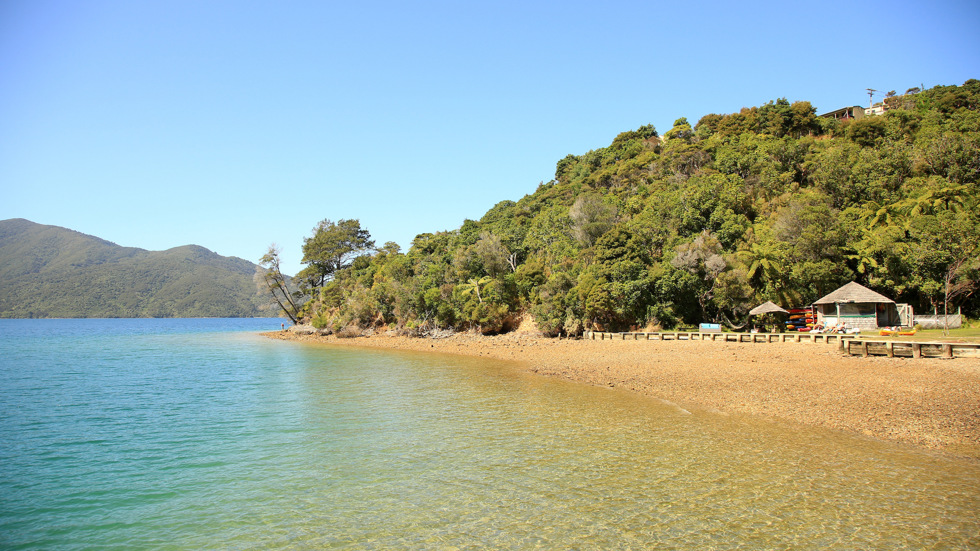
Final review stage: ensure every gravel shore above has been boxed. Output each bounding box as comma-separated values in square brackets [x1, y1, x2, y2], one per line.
[264, 329, 980, 458]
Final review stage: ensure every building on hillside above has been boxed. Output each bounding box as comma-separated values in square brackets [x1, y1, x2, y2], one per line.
[865, 104, 887, 116]
[819, 106, 865, 120]
[813, 281, 912, 330]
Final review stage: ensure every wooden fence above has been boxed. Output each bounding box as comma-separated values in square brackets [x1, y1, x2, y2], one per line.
[839, 339, 980, 359]
[913, 314, 963, 329]
[585, 331, 855, 344]
[584, 331, 980, 359]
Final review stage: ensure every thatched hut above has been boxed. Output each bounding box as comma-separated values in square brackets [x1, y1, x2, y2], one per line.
[749, 301, 789, 316]
[748, 301, 790, 332]
[813, 282, 904, 330]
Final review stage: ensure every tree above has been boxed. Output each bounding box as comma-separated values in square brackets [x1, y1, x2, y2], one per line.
[735, 237, 796, 305]
[664, 117, 693, 141]
[941, 255, 980, 335]
[788, 101, 821, 137]
[255, 244, 302, 324]
[299, 219, 375, 290]
[258, 81, 980, 332]
[904, 208, 980, 323]
[671, 231, 727, 318]
[846, 116, 888, 147]
[459, 276, 492, 304]
[899, 178, 970, 216]
[569, 194, 617, 247]
[472, 232, 513, 276]
[861, 200, 905, 230]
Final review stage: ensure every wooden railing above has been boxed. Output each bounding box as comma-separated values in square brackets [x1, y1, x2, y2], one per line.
[839, 339, 980, 359]
[584, 331, 855, 344]
[583, 330, 980, 359]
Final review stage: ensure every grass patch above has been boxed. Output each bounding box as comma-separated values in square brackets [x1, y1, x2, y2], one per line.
[881, 321, 980, 342]
[910, 327, 980, 342]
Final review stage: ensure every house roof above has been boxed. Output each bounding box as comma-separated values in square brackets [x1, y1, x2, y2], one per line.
[813, 281, 894, 305]
[818, 106, 865, 118]
[749, 301, 789, 315]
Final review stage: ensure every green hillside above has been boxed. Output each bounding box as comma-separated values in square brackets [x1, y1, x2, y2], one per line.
[0, 219, 265, 318]
[273, 80, 980, 334]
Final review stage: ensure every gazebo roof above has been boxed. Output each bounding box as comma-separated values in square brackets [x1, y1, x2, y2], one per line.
[813, 281, 894, 305]
[749, 301, 789, 315]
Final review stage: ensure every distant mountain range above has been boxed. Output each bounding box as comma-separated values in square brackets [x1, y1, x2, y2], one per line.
[0, 218, 267, 318]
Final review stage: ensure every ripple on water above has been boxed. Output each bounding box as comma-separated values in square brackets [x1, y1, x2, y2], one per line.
[0, 319, 978, 550]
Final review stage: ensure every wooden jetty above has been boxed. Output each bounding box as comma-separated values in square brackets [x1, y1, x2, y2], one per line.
[584, 331, 980, 359]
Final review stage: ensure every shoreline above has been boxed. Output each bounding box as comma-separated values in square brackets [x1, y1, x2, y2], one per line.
[263, 329, 980, 459]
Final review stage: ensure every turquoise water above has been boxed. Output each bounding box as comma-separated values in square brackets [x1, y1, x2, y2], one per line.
[0, 319, 977, 549]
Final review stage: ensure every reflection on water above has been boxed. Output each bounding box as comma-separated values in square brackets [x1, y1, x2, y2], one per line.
[0, 321, 977, 549]
[278, 347, 979, 550]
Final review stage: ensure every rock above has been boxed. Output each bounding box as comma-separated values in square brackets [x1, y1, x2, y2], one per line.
[289, 324, 316, 335]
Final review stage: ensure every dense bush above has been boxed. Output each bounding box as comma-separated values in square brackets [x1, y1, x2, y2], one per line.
[297, 81, 980, 333]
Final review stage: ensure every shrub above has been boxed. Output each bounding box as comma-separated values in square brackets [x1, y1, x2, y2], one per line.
[336, 326, 362, 339]
[310, 309, 332, 329]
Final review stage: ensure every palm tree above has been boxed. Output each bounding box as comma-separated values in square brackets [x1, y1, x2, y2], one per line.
[737, 241, 784, 288]
[736, 241, 797, 305]
[860, 200, 905, 230]
[899, 180, 970, 217]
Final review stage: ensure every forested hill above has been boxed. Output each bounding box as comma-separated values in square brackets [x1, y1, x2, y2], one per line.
[288, 80, 980, 335]
[0, 218, 264, 318]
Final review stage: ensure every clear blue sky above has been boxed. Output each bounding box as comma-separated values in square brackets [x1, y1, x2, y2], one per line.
[2, 0, 978, 276]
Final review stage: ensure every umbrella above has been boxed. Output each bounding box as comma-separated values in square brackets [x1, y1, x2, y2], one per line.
[749, 301, 788, 316]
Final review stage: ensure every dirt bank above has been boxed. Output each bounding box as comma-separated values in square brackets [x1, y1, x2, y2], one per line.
[263, 329, 980, 458]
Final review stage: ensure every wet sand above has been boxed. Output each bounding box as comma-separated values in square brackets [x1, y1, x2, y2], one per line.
[264, 329, 980, 458]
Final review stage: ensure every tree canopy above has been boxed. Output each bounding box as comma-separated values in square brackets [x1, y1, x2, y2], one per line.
[276, 80, 980, 334]
[298, 219, 375, 291]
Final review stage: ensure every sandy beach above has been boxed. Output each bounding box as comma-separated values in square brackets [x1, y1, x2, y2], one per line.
[264, 329, 980, 459]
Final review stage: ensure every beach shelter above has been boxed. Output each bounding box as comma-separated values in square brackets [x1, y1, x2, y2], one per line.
[813, 281, 900, 330]
[749, 301, 788, 316]
[748, 301, 788, 331]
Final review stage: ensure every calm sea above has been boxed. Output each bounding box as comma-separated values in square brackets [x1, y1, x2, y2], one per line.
[0, 318, 977, 549]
